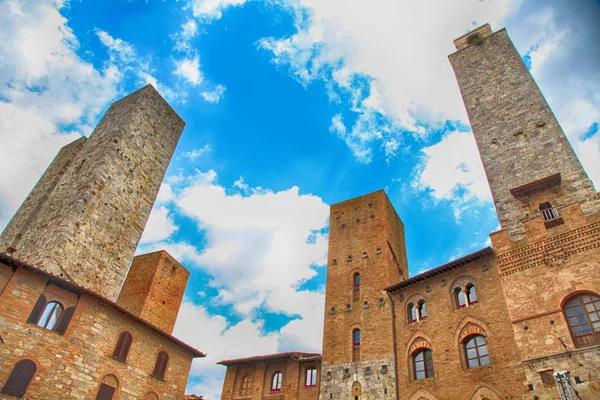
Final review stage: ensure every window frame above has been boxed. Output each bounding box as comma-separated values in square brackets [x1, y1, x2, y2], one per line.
[563, 293, 600, 348]
[305, 367, 317, 387]
[38, 301, 64, 330]
[271, 372, 283, 393]
[464, 335, 490, 369]
[412, 349, 434, 381]
[353, 329, 361, 349]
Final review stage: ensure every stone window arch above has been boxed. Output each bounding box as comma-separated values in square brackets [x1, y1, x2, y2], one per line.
[0, 359, 37, 398]
[95, 374, 119, 400]
[562, 292, 600, 348]
[450, 277, 478, 309]
[406, 294, 427, 324]
[407, 336, 434, 381]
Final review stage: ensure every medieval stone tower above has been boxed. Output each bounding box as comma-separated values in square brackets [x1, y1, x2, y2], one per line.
[0, 85, 185, 301]
[320, 190, 407, 400]
[450, 24, 600, 399]
[449, 24, 599, 241]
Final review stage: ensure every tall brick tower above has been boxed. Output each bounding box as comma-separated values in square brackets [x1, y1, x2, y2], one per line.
[450, 25, 600, 398]
[0, 85, 185, 301]
[320, 190, 407, 400]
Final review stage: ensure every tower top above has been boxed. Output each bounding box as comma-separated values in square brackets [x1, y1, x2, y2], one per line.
[453, 23, 493, 51]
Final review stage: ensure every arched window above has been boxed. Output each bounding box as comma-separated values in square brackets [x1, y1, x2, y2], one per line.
[353, 329, 361, 349]
[271, 372, 282, 393]
[0, 359, 36, 397]
[353, 273, 360, 291]
[466, 33, 482, 45]
[466, 285, 477, 305]
[96, 374, 118, 400]
[418, 301, 427, 320]
[408, 303, 417, 323]
[240, 375, 250, 396]
[305, 368, 317, 387]
[112, 331, 133, 362]
[152, 351, 169, 380]
[455, 287, 467, 309]
[38, 301, 63, 330]
[464, 335, 490, 368]
[564, 293, 600, 348]
[413, 349, 434, 380]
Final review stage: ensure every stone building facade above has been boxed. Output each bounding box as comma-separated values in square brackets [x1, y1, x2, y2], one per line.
[218, 25, 600, 400]
[0, 86, 205, 399]
[218, 352, 321, 400]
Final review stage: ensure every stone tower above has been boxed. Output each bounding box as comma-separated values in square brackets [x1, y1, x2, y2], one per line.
[451, 25, 600, 399]
[117, 250, 190, 334]
[320, 190, 406, 400]
[449, 24, 599, 241]
[0, 85, 185, 301]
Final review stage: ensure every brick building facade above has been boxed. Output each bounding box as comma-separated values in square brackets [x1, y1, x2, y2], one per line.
[218, 25, 600, 400]
[0, 86, 205, 399]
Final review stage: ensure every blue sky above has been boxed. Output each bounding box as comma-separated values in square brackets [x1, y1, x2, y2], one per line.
[1, 0, 599, 397]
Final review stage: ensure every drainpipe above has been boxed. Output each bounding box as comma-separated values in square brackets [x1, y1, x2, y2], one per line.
[386, 290, 400, 400]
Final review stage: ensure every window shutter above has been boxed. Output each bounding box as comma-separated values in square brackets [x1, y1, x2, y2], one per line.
[54, 306, 75, 335]
[95, 383, 116, 400]
[1, 359, 37, 397]
[113, 332, 132, 361]
[153, 351, 168, 379]
[27, 294, 47, 324]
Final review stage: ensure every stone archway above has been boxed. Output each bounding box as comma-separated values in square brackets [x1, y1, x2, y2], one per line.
[352, 381, 362, 398]
[408, 388, 439, 400]
[470, 385, 502, 400]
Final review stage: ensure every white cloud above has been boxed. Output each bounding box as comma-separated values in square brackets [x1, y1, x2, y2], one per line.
[96, 29, 138, 65]
[172, 19, 199, 53]
[201, 84, 227, 103]
[179, 144, 213, 161]
[174, 55, 204, 85]
[0, 0, 122, 228]
[414, 130, 492, 218]
[190, 0, 247, 21]
[139, 206, 178, 244]
[259, 0, 517, 162]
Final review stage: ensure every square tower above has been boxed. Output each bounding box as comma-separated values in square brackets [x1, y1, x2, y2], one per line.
[0, 85, 185, 300]
[449, 24, 599, 240]
[320, 190, 406, 400]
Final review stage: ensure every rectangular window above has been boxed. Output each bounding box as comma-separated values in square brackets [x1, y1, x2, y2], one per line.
[306, 368, 317, 387]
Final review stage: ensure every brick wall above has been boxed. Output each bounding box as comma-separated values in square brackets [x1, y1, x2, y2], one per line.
[117, 251, 190, 334]
[0, 264, 196, 399]
[0, 85, 185, 301]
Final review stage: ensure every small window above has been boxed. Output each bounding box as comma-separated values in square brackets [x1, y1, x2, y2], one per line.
[38, 301, 63, 330]
[408, 303, 417, 323]
[0, 359, 37, 397]
[112, 331, 133, 362]
[354, 273, 360, 291]
[539, 202, 559, 222]
[466, 33, 482, 45]
[418, 301, 427, 320]
[455, 287, 467, 309]
[563, 293, 600, 348]
[152, 351, 169, 380]
[240, 375, 250, 396]
[271, 372, 283, 393]
[465, 335, 490, 368]
[413, 349, 434, 380]
[353, 329, 361, 349]
[467, 285, 478, 305]
[306, 368, 317, 387]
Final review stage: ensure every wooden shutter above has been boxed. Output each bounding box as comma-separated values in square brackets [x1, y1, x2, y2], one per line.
[26, 294, 47, 324]
[1, 359, 36, 397]
[152, 351, 168, 379]
[112, 332, 132, 361]
[95, 383, 116, 400]
[54, 306, 75, 335]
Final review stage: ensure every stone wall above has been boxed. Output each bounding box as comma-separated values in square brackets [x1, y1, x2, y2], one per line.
[388, 254, 523, 400]
[449, 26, 599, 241]
[0, 85, 185, 301]
[117, 250, 190, 334]
[0, 263, 196, 399]
[219, 356, 320, 400]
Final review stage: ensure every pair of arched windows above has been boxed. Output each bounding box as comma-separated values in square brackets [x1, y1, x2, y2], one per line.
[271, 372, 283, 393]
[27, 295, 75, 335]
[408, 301, 426, 323]
[112, 332, 169, 379]
[455, 285, 477, 309]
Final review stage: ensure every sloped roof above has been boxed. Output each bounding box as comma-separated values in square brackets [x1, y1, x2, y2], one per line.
[0, 253, 205, 358]
[218, 351, 321, 366]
